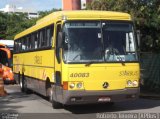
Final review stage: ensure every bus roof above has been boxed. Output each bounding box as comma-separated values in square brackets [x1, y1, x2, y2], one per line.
[14, 10, 132, 40]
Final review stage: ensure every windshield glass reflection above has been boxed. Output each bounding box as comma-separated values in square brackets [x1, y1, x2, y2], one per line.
[103, 22, 137, 62]
[63, 21, 138, 63]
[63, 21, 103, 63]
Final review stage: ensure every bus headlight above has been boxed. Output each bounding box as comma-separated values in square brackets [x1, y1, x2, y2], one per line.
[127, 80, 138, 87]
[69, 83, 75, 89]
[68, 82, 84, 90]
[133, 80, 138, 87]
[127, 80, 133, 87]
[77, 82, 83, 89]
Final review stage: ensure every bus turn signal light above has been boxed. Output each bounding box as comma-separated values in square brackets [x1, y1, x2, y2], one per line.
[63, 82, 68, 90]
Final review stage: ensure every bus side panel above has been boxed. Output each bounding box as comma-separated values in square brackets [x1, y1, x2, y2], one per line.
[13, 49, 55, 95]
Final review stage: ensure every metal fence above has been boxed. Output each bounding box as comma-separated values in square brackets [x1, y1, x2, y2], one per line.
[140, 52, 160, 92]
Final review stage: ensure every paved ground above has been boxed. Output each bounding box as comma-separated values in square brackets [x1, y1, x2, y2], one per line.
[1, 85, 160, 119]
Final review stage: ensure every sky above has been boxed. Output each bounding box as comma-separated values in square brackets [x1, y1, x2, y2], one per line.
[0, 0, 62, 11]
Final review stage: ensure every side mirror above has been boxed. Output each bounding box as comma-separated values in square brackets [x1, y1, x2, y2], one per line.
[56, 32, 63, 64]
[57, 32, 62, 48]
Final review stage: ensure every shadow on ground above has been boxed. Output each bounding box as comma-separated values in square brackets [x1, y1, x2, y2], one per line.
[0, 85, 37, 113]
[1, 84, 160, 114]
[64, 95, 160, 114]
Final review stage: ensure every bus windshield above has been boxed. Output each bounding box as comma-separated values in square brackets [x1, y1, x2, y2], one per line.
[63, 21, 138, 63]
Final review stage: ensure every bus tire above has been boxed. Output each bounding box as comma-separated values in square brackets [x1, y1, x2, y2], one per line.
[20, 74, 24, 92]
[46, 79, 53, 102]
[47, 87, 53, 102]
[52, 100, 62, 109]
[23, 75, 31, 94]
[20, 74, 30, 94]
[17, 73, 21, 84]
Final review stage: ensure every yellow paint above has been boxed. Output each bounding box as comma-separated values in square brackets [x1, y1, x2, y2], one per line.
[14, 11, 131, 40]
[62, 63, 140, 91]
[13, 50, 55, 82]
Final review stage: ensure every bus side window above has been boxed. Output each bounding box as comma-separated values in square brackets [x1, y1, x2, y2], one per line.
[50, 25, 54, 46]
[19, 39, 22, 52]
[38, 30, 42, 48]
[22, 38, 25, 51]
[28, 35, 32, 50]
[40, 29, 46, 47]
[46, 27, 50, 47]
[46, 25, 54, 47]
[17, 40, 20, 53]
[25, 36, 28, 50]
[35, 32, 38, 49]
[15, 40, 18, 53]
[31, 33, 35, 50]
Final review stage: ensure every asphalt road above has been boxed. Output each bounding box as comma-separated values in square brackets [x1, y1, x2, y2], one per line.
[1, 85, 160, 119]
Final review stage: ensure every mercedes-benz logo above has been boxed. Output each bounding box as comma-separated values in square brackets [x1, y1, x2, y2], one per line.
[103, 82, 109, 89]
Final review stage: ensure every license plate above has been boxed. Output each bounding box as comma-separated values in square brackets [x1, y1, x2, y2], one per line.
[98, 97, 111, 102]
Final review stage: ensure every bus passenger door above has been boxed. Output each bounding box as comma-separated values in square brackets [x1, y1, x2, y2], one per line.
[54, 23, 63, 103]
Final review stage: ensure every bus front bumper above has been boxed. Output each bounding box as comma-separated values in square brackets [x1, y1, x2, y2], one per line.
[63, 88, 139, 105]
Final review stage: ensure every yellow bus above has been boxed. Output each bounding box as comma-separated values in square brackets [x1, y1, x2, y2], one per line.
[13, 11, 140, 108]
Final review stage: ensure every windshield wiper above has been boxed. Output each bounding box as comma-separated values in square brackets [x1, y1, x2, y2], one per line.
[85, 61, 96, 67]
[72, 54, 81, 60]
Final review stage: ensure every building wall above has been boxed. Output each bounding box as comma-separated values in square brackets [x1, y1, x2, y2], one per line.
[63, 0, 73, 10]
[72, 0, 81, 10]
[63, 0, 92, 10]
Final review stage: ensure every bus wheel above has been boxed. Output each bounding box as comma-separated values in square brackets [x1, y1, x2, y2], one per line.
[47, 88, 53, 102]
[23, 76, 31, 94]
[52, 100, 63, 109]
[18, 73, 20, 84]
[23, 78, 28, 93]
[20, 75, 24, 92]
[47, 88, 63, 109]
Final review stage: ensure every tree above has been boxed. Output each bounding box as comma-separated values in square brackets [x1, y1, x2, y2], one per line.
[5, 13, 37, 39]
[38, 8, 61, 18]
[0, 12, 7, 39]
[0, 8, 61, 40]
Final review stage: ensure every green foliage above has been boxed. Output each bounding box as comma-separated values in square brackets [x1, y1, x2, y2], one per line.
[0, 12, 37, 40]
[87, 0, 160, 52]
[0, 12, 7, 39]
[38, 8, 61, 18]
[6, 13, 36, 39]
